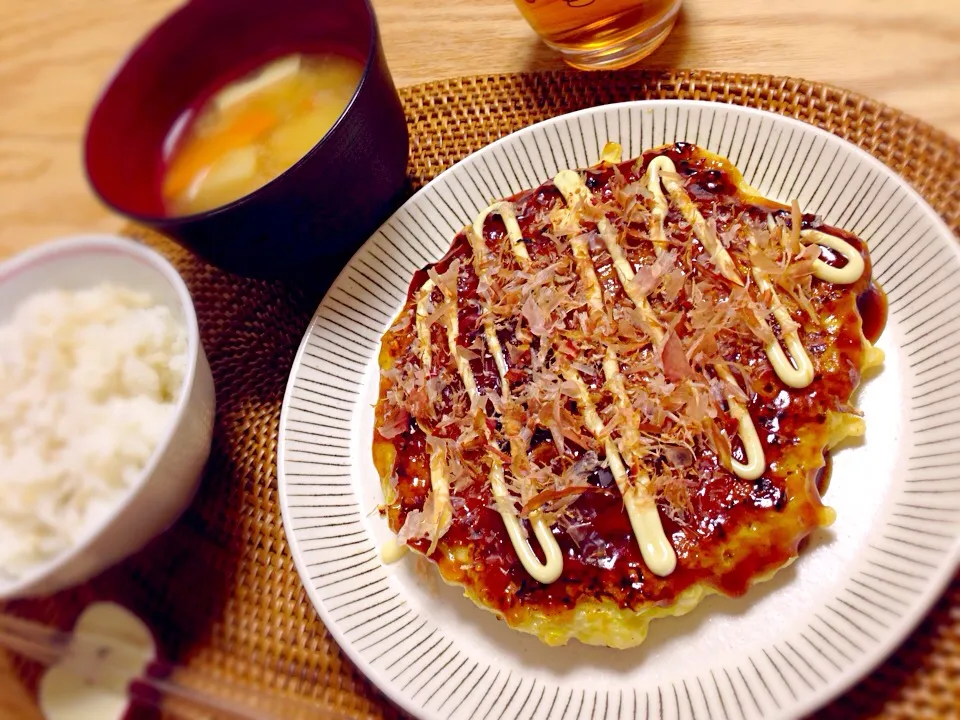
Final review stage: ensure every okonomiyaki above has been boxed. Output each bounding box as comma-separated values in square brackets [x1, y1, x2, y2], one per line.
[373, 141, 886, 648]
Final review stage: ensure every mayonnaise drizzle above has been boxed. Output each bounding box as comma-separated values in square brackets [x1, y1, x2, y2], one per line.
[645, 156, 672, 253]
[413, 280, 453, 553]
[650, 157, 743, 286]
[436, 274, 478, 402]
[562, 368, 677, 576]
[765, 216, 866, 286]
[473, 201, 530, 263]
[426, 437, 452, 554]
[462, 222, 564, 584]
[415, 280, 435, 368]
[802, 229, 865, 284]
[489, 457, 564, 584]
[381, 537, 409, 564]
[746, 256, 815, 389]
[565, 220, 653, 464]
[714, 363, 766, 480]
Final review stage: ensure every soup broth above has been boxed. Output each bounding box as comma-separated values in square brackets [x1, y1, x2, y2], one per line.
[161, 53, 363, 215]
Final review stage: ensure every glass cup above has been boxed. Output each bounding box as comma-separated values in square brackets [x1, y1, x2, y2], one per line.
[514, 0, 682, 71]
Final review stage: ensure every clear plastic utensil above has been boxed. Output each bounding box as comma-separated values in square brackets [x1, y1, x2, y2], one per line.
[0, 611, 354, 720]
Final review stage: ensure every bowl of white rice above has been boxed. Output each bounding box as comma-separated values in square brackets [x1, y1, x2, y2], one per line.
[0, 234, 215, 599]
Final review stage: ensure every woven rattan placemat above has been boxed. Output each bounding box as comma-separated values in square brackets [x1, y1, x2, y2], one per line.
[5, 70, 960, 719]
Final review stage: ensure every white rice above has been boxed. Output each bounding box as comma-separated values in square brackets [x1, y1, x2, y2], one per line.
[0, 283, 187, 579]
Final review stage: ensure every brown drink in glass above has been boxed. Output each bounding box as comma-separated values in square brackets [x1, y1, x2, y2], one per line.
[514, 0, 682, 70]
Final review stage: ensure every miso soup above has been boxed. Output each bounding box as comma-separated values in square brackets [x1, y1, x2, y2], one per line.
[161, 53, 363, 215]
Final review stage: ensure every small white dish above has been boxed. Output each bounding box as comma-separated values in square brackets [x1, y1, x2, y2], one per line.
[0, 234, 216, 599]
[278, 101, 960, 720]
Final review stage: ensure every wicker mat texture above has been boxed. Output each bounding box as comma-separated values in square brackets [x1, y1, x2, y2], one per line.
[4, 70, 960, 720]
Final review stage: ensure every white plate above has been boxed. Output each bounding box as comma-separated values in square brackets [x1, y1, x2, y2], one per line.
[278, 101, 960, 720]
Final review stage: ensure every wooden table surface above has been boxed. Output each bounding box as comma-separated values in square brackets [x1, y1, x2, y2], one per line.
[1, 0, 959, 263]
[1, 0, 959, 716]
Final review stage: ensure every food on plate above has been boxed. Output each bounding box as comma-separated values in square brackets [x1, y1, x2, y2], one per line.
[0, 284, 186, 578]
[161, 53, 363, 215]
[373, 141, 886, 648]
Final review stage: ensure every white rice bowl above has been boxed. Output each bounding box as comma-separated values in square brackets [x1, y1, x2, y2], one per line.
[0, 283, 187, 578]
